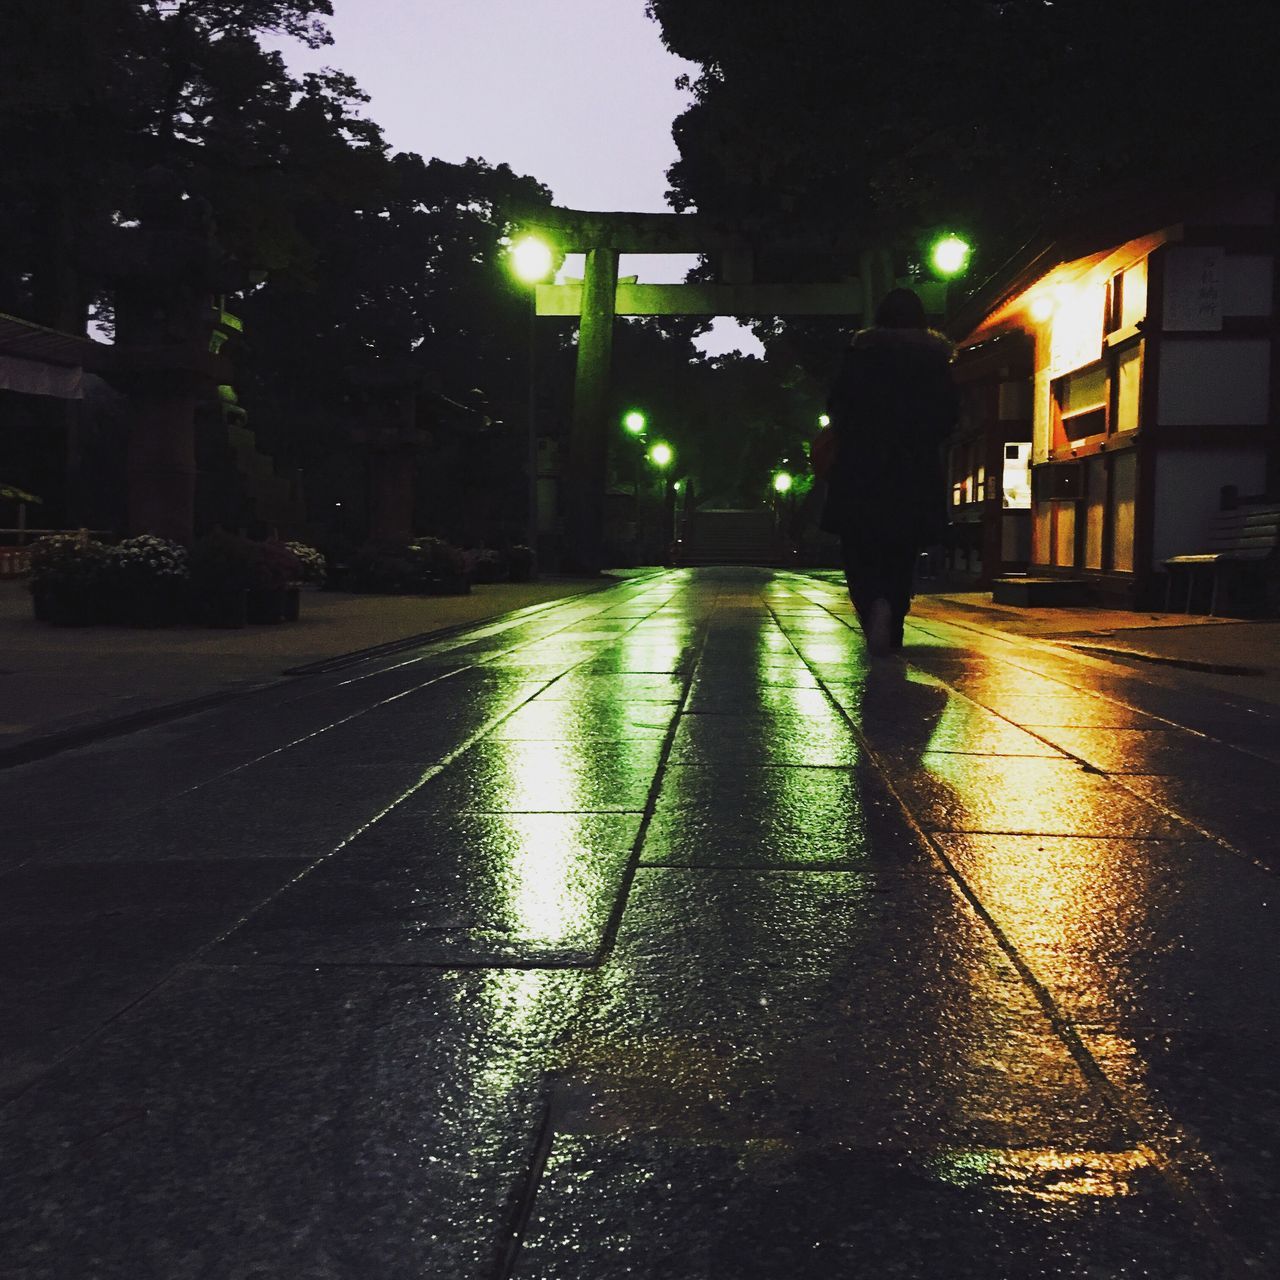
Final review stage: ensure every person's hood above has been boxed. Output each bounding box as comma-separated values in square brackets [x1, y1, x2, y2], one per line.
[850, 327, 953, 360]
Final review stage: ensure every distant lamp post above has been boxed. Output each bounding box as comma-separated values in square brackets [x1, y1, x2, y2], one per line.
[773, 471, 793, 494]
[817, 413, 831, 428]
[623, 409, 647, 436]
[648, 442, 676, 559]
[508, 234, 555, 550]
[930, 233, 972, 279]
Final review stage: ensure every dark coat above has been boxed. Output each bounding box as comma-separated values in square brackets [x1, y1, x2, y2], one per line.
[819, 326, 958, 545]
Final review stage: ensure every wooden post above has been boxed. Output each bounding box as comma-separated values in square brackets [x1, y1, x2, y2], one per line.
[564, 246, 618, 573]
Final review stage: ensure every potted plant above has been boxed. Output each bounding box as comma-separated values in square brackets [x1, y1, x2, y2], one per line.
[467, 547, 507, 584]
[413, 537, 471, 595]
[282, 540, 326, 621]
[245, 539, 301, 623]
[190, 530, 254, 628]
[285, 541, 326, 589]
[106, 534, 190, 626]
[346, 540, 409, 594]
[27, 533, 109, 625]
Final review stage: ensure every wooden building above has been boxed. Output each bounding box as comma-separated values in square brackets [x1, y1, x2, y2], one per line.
[948, 188, 1279, 607]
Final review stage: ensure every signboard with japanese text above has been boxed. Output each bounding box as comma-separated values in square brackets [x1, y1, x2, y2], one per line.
[1162, 247, 1224, 331]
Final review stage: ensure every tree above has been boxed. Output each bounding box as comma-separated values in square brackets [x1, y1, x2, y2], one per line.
[0, 1, 379, 332]
[233, 152, 560, 541]
[646, 0, 1280, 293]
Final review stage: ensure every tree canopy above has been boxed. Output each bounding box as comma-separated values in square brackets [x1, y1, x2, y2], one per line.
[0, 1, 842, 540]
[647, 0, 1280, 282]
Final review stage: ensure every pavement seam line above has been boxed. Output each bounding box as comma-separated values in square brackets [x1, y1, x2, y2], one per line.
[1065, 640, 1266, 677]
[492, 1090, 559, 1280]
[0, 573, 665, 771]
[804, 571, 1280, 788]
[276, 575, 655, 676]
[201, 577, 689, 954]
[485, 572, 710, 1280]
[771, 579, 1260, 1279]
[0, 578, 686, 1110]
[589, 578, 713, 966]
[108, 576, 672, 803]
[906, 590, 1279, 730]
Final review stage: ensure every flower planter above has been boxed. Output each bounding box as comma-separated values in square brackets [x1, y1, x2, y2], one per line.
[121, 585, 182, 628]
[246, 587, 287, 624]
[43, 591, 97, 627]
[204, 589, 248, 629]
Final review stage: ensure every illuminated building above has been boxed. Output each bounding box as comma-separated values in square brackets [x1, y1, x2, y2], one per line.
[948, 188, 1278, 608]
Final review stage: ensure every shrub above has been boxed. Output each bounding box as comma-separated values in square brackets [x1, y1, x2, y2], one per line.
[466, 547, 507, 583]
[28, 533, 110, 592]
[284, 541, 327, 587]
[345, 538, 468, 594]
[107, 535, 189, 586]
[246, 540, 301, 591]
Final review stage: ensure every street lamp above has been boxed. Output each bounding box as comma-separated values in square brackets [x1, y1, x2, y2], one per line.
[817, 413, 830, 428]
[773, 471, 793, 494]
[623, 409, 647, 436]
[647, 442, 676, 560]
[510, 235, 554, 285]
[930, 233, 972, 279]
[507, 234, 554, 550]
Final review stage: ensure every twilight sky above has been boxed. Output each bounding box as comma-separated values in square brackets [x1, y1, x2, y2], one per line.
[270, 0, 762, 355]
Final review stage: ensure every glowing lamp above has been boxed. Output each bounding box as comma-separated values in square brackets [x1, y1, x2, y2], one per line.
[773, 471, 793, 494]
[649, 442, 674, 468]
[623, 410, 647, 435]
[930, 234, 972, 279]
[510, 235, 554, 284]
[818, 413, 831, 428]
[1030, 295, 1055, 323]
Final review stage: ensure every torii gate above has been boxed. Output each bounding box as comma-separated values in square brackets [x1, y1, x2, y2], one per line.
[520, 207, 947, 572]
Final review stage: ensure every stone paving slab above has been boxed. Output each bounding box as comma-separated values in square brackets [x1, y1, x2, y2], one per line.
[2, 567, 1278, 1278]
[0, 858, 310, 1100]
[0, 575, 627, 759]
[514, 1136, 1228, 1280]
[214, 812, 645, 967]
[0, 965, 575, 1280]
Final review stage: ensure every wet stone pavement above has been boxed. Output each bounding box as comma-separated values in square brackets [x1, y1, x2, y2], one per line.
[2, 567, 1278, 1279]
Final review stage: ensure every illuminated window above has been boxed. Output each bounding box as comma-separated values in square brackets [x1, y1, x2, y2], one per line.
[1084, 457, 1106, 569]
[1053, 364, 1108, 442]
[1114, 346, 1142, 432]
[1120, 261, 1147, 329]
[1053, 501, 1076, 566]
[1109, 451, 1137, 572]
[1106, 260, 1148, 333]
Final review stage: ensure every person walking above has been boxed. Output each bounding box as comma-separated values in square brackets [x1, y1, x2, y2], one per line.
[819, 287, 958, 656]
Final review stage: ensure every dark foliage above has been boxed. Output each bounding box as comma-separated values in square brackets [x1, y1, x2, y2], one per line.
[646, 1, 1280, 291]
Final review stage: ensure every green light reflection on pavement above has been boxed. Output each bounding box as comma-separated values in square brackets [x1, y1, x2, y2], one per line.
[927, 1146, 1152, 1201]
